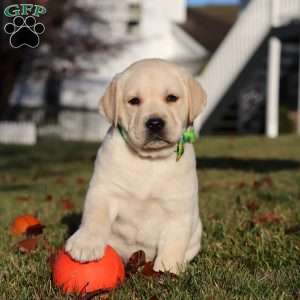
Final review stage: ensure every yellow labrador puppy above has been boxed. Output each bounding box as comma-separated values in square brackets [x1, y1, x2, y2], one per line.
[65, 59, 207, 274]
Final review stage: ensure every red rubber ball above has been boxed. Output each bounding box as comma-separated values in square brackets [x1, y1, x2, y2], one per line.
[52, 245, 125, 293]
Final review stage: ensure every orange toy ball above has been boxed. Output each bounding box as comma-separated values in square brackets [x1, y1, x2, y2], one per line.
[10, 214, 41, 235]
[52, 245, 125, 293]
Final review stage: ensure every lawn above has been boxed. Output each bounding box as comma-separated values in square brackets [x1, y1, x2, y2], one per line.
[0, 135, 300, 299]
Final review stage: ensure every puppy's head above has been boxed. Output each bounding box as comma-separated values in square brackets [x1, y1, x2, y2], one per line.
[100, 59, 207, 158]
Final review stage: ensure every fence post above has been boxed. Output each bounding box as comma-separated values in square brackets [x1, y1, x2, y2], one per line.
[266, 0, 281, 138]
[297, 42, 300, 135]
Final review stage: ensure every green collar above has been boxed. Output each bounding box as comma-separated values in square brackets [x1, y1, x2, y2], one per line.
[117, 124, 197, 161]
[175, 126, 197, 161]
[117, 124, 129, 143]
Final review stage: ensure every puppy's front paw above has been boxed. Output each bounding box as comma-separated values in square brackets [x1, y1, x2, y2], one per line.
[65, 229, 105, 262]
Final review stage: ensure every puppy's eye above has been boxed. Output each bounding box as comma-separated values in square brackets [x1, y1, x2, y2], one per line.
[128, 97, 140, 105]
[166, 94, 178, 103]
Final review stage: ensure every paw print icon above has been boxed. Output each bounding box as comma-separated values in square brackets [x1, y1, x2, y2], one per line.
[4, 16, 45, 48]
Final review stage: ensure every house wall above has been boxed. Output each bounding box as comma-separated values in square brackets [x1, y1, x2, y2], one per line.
[9, 0, 207, 142]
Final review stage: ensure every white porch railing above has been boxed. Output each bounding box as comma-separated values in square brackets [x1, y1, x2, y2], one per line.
[194, 0, 300, 132]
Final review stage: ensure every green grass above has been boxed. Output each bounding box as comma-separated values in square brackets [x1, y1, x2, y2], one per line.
[0, 135, 300, 299]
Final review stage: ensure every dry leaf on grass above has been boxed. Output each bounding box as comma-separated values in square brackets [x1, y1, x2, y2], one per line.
[45, 194, 53, 202]
[237, 182, 247, 189]
[142, 262, 162, 278]
[253, 212, 281, 224]
[253, 180, 263, 189]
[26, 223, 45, 236]
[246, 200, 260, 212]
[126, 250, 146, 274]
[56, 176, 66, 184]
[61, 198, 75, 211]
[76, 177, 86, 185]
[253, 176, 273, 189]
[125, 250, 177, 279]
[261, 176, 273, 187]
[15, 196, 31, 202]
[17, 237, 38, 253]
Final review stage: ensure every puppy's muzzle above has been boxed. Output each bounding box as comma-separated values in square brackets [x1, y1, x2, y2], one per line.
[145, 117, 165, 133]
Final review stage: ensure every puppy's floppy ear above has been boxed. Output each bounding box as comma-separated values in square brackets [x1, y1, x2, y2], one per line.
[186, 74, 207, 124]
[99, 74, 121, 127]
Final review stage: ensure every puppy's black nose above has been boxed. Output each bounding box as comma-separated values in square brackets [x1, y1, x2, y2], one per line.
[145, 118, 165, 132]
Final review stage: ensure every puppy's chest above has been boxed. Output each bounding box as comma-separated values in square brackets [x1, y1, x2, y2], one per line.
[111, 197, 168, 247]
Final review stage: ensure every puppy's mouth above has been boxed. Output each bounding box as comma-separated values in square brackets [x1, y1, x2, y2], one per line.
[143, 134, 173, 150]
